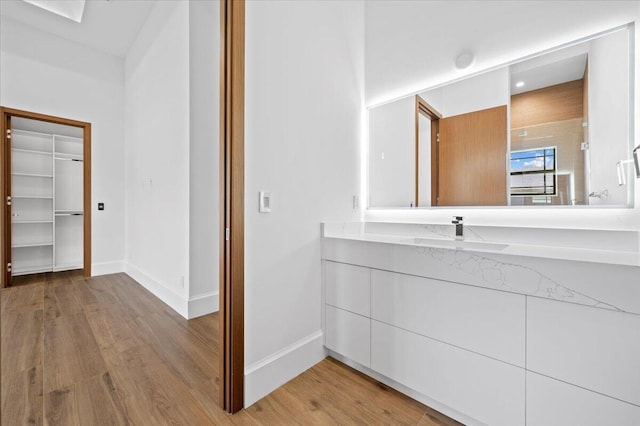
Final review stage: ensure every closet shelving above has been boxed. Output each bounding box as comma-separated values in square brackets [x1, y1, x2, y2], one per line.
[11, 127, 84, 276]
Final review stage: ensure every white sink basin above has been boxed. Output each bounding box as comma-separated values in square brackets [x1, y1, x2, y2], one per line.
[404, 237, 509, 251]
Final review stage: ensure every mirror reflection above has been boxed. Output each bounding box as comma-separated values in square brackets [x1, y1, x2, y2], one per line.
[368, 26, 633, 208]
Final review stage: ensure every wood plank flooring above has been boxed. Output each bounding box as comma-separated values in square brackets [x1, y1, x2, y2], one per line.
[2, 271, 460, 425]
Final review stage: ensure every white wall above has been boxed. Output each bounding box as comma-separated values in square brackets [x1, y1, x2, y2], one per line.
[588, 29, 631, 206]
[419, 68, 509, 118]
[369, 96, 415, 207]
[366, 1, 639, 106]
[364, 1, 640, 231]
[244, 0, 364, 406]
[124, 1, 191, 316]
[0, 16, 125, 275]
[188, 0, 220, 316]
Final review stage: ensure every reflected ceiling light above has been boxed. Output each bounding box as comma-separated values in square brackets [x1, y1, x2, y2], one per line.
[454, 51, 474, 70]
[516, 81, 525, 88]
[22, 0, 86, 23]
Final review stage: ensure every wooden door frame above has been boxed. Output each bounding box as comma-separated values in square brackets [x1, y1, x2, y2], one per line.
[414, 96, 441, 207]
[219, 0, 245, 414]
[1, 107, 91, 287]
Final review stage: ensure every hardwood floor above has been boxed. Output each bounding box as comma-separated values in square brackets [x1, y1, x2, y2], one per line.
[1, 271, 460, 425]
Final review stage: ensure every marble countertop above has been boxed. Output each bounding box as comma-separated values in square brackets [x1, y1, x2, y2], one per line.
[322, 223, 640, 267]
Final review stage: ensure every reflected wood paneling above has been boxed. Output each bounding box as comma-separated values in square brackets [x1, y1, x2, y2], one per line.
[511, 79, 586, 205]
[511, 79, 584, 129]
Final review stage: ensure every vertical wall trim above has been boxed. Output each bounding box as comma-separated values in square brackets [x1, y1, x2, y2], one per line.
[84, 123, 92, 278]
[219, 0, 245, 413]
[1, 109, 11, 287]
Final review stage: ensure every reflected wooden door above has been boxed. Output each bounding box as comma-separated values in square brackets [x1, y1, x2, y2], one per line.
[436, 105, 507, 206]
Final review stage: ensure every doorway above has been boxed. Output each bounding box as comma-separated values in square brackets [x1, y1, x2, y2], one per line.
[1, 107, 91, 288]
[415, 96, 441, 207]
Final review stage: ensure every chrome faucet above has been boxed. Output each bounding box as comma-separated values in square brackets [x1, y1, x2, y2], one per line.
[452, 216, 464, 240]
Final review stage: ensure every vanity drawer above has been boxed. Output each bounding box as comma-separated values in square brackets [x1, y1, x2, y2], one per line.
[371, 320, 525, 426]
[527, 297, 640, 405]
[527, 371, 640, 426]
[371, 269, 525, 366]
[325, 261, 370, 317]
[325, 305, 370, 368]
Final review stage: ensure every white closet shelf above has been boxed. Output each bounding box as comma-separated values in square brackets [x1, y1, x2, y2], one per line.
[54, 264, 82, 272]
[13, 220, 54, 224]
[12, 195, 54, 199]
[12, 242, 54, 248]
[12, 172, 53, 178]
[12, 148, 53, 156]
[13, 129, 55, 138]
[13, 266, 53, 276]
[55, 153, 83, 161]
[54, 135, 82, 141]
[55, 212, 83, 216]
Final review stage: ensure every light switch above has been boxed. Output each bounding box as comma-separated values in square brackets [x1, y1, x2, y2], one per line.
[98, 203, 104, 211]
[259, 191, 271, 213]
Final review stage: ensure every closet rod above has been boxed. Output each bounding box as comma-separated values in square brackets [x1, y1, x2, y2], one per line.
[54, 157, 83, 162]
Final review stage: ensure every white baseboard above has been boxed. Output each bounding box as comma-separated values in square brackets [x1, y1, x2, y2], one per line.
[244, 330, 326, 407]
[91, 260, 125, 276]
[327, 350, 481, 426]
[124, 262, 188, 319]
[188, 291, 219, 319]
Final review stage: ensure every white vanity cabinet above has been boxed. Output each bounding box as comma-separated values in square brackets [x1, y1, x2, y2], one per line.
[324, 260, 526, 426]
[322, 230, 640, 426]
[526, 372, 640, 426]
[370, 270, 527, 425]
[371, 270, 525, 366]
[527, 297, 640, 406]
[371, 321, 525, 426]
[325, 261, 370, 317]
[324, 262, 371, 367]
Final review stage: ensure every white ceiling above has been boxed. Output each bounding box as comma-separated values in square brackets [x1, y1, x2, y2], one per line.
[511, 52, 588, 95]
[0, 0, 156, 57]
[509, 41, 590, 95]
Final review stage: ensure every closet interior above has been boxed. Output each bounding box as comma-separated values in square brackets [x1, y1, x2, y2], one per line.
[10, 117, 84, 276]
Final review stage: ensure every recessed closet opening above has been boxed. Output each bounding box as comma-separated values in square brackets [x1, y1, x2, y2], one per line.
[1, 107, 91, 288]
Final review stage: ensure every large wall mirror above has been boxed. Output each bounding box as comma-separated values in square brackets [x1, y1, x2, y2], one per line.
[368, 25, 635, 208]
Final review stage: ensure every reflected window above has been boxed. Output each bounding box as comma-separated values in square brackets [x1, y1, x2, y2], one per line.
[510, 147, 557, 196]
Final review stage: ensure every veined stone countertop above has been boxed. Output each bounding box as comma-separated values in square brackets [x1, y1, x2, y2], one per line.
[322, 222, 640, 267]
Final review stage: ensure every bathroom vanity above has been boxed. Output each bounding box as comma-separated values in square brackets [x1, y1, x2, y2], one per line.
[322, 222, 640, 426]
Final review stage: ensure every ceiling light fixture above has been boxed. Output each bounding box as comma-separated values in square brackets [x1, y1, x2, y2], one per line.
[22, 0, 86, 23]
[454, 51, 475, 70]
[516, 81, 525, 88]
